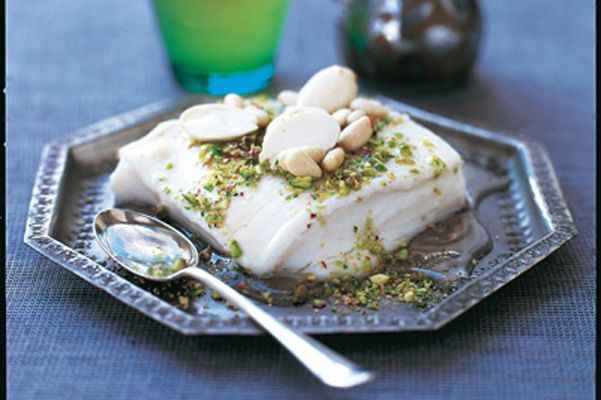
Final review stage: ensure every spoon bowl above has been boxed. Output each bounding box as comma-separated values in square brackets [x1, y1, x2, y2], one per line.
[92, 208, 374, 388]
[94, 208, 197, 282]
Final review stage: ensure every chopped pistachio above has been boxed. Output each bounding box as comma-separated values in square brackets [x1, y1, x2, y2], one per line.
[289, 176, 313, 189]
[373, 115, 392, 132]
[181, 193, 200, 209]
[229, 240, 243, 258]
[422, 140, 435, 148]
[396, 248, 409, 261]
[293, 283, 308, 305]
[178, 296, 189, 309]
[312, 299, 327, 309]
[369, 273, 390, 285]
[261, 291, 273, 304]
[399, 144, 412, 157]
[397, 158, 415, 166]
[189, 284, 206, 298]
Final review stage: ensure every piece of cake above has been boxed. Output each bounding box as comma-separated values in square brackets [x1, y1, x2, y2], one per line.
[110, 66, 466, 280]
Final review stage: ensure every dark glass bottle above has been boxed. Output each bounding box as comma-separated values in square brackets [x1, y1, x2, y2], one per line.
[339, 0, 481, 89]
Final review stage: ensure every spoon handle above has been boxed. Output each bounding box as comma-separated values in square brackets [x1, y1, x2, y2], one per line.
[181, 266, 374, 388]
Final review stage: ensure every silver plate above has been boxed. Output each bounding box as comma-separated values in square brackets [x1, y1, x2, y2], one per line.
[24, 94, 577, 335]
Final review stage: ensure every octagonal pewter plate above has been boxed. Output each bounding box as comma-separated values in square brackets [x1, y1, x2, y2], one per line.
[24, 94, 577, 335]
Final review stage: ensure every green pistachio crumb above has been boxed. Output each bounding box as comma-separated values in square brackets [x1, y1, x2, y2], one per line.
[422, 140, 435, 148]
[289, 176, 313, 189]
[312, 299, 327, 309]
[293, 283, 308, 304]
[261, 291, 273, 304]
[178, 296, 189, 309]
[396, 248, 409, 261]
[229, 240, 243, 258]
[399, 144, 412, 157]
[369, 274, 390, 285]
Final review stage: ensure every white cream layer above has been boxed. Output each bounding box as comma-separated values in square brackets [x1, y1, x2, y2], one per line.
[110, 113, 466, 279]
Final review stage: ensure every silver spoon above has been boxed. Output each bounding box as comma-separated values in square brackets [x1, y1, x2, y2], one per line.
[93, 208, 374, 388]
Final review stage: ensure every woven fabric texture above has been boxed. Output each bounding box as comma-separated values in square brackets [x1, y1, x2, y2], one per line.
[6, 0, 595, 399]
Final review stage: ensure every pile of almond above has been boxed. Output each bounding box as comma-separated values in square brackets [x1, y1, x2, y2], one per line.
[179, 65, 391, 178]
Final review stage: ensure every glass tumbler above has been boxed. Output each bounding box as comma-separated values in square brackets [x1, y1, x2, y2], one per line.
[152, 0, 289, 94]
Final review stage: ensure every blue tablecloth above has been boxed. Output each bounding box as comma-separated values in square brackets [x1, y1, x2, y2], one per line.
[7, 1, 595, 399]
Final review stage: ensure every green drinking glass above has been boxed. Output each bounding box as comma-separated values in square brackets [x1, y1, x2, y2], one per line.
[151, 0, 289, 95]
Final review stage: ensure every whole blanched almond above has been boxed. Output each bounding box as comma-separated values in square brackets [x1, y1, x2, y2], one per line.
[347, 109, 367, 125]
[277, 146, 325, 170]
[350, 97, 388, 117]
[224, 93, 244, 108]
[180, 104, 258, 142]
[277, 90, 299, 106]
[332, 108, 352, 127]
[260, 109, 340, 166]
[296, 146, 326, 162]
[285, 149, 323, 178]
[338, 116, 373, 151]
[297, 65, 358, 112]
[245, 105, 270, 128]
[322, 147, 346, 172]
[277, 149, 293, 170]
